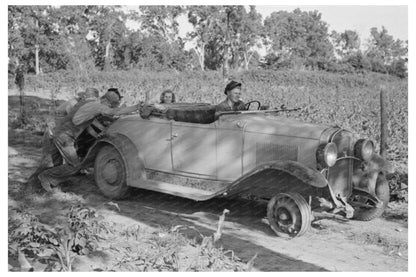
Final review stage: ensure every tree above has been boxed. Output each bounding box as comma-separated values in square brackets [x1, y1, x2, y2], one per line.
[139, 6, 184, 43]
[365, 26, 407, 76]
[331, 30, 360, 59]
[263, 8, 334, 69]
[187, 6, 223, 71]
[238, 6, 263, 70]
[85, 6, 128, 71]
[8, 6, 55, 74]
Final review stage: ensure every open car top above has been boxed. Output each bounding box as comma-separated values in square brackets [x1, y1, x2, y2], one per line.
[145, 103, 217, 124]
[142, 102, 281, 124]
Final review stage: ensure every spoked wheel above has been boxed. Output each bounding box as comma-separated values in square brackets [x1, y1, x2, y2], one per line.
[94, 145, 131, 199]
[267, 192, 312, 238]
[351, 175, 390, 221]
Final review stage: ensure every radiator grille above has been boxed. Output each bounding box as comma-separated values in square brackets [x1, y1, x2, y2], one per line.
[256, 143, 298, 165]
[327, 130, 353, 198]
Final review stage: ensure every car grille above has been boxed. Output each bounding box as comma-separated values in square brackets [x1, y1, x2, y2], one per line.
[256, 142, 298, 165]
[327, 130, 353, 198]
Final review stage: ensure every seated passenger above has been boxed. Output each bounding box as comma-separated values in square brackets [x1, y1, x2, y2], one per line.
[160, 90, 176, 104]
[215, 81, 246, 113]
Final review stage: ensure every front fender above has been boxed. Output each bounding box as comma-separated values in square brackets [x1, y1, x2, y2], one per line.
[80, 133, 146, 186]
[223, 160, 328, 199]
[352, 153, 393, 196]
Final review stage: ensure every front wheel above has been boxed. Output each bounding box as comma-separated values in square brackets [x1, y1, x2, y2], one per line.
[94, 145, 131, 199]
[352, 175, 390, 221]
[267, 192, 312, 238]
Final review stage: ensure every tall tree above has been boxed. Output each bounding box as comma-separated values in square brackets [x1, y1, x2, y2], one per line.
[236, 6, 263, 70]
[330, 30, 360, 59]
[85, 6, 128, 70]
[187, 6, 223, 71]
[263, 8, 334, 68]
[8, 6, 53, 74]
[366, 26, 407, 65]
[139, 6, 184, 43]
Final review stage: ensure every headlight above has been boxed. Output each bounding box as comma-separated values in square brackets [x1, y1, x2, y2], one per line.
[354, 139, 374, 161]
[317, 142, 338, 168]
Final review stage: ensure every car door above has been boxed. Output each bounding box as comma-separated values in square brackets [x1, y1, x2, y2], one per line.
[111, 117, 173, 172]
[171, 122, 217, 178]
[216, 119, 244, 181]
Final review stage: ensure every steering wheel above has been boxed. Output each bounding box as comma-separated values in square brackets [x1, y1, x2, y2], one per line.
[245, 100, 261, 111]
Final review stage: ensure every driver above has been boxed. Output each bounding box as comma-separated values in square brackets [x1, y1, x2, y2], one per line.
[215, 80, 246, 113]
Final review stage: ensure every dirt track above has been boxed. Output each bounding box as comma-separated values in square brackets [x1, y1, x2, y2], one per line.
[8, 141, 408, 271]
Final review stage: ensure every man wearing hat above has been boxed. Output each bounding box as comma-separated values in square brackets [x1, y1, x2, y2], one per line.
[42, 87, 100, 167]
[215, 80, 246, 113]
[28, 87, 100, 188]
[106, 87, 123, 108]
[36, 88, 141, 191]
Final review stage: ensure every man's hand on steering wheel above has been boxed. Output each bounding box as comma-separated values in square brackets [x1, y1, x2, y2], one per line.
[245, 100, 262, 110]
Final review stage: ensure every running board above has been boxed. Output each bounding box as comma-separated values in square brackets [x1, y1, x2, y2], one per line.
[130, 179, 227, 201]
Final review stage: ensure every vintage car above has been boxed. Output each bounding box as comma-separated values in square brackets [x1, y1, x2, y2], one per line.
[75, 102, 393, 238]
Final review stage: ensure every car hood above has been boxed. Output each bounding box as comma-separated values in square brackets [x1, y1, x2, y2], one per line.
[220, 113, 333, 140]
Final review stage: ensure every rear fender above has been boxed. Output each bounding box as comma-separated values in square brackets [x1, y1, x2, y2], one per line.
[224, 160, 328, 199]
[80, 133, 146, 186]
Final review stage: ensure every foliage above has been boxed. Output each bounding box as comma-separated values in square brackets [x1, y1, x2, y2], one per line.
[139, 5, 184, 42]
[9, 204, 253, 271]
[8, 205, 112, 271]
[331, 30, 361, 58]
[8, 5, 407, 78]
[263, 8, 334, 68]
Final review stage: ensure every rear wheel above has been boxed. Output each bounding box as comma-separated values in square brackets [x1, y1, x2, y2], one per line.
[94, 145, 131, 199]
[267, 192, 312, 238]
[352, 175, 390, 221]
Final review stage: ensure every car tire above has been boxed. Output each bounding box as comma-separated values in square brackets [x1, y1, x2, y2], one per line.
[94, 145, 131, 199]
[267, 192, 312, 238]
[353, 174, 390, 221]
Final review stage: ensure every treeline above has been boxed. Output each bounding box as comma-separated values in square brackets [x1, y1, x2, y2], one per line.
[8, 5, 408, 78]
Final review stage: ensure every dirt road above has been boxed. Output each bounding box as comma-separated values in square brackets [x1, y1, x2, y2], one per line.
[8, 140, 408, 271]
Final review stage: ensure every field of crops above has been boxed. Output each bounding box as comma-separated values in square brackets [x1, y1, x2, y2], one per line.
[10, 69, 408, 177]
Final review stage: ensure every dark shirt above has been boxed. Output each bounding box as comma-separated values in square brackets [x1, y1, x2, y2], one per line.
[215, 99, 246, 113]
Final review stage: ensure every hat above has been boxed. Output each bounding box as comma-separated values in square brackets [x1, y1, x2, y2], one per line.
[108, 88, 122, 99]
[224, 81, 242, 94]
[102, 90, 120, 104]
[83, 87, 99, 99]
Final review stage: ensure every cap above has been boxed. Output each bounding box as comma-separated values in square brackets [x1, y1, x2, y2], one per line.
[102, 90, 120, 104]
[83, 87, 99, 99]
[224, 81, 242, 94]
[108, 88, 122, 99]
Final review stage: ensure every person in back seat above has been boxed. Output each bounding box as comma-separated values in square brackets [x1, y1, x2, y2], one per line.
[215, 81, 246, 113]
[160, 90, 176, 104]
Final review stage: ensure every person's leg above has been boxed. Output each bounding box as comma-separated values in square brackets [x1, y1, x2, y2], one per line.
[38, 164, 78, 191]
[38, 133, 81, 191]
[27, 131, 55, 187]
[54, 133, 80, 167]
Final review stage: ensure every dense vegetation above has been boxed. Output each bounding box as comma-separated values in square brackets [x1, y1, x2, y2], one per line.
[9, 69, 408, 177]
[8, 5, 407, 78]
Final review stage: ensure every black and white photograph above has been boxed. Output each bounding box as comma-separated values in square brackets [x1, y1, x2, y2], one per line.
[6, 0, 411, 272]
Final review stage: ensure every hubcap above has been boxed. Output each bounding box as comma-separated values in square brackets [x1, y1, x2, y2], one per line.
[102, 159, 121, 184]
[276, 207, 292, 225]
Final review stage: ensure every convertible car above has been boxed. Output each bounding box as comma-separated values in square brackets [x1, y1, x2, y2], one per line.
[75, 102, 393, 238]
